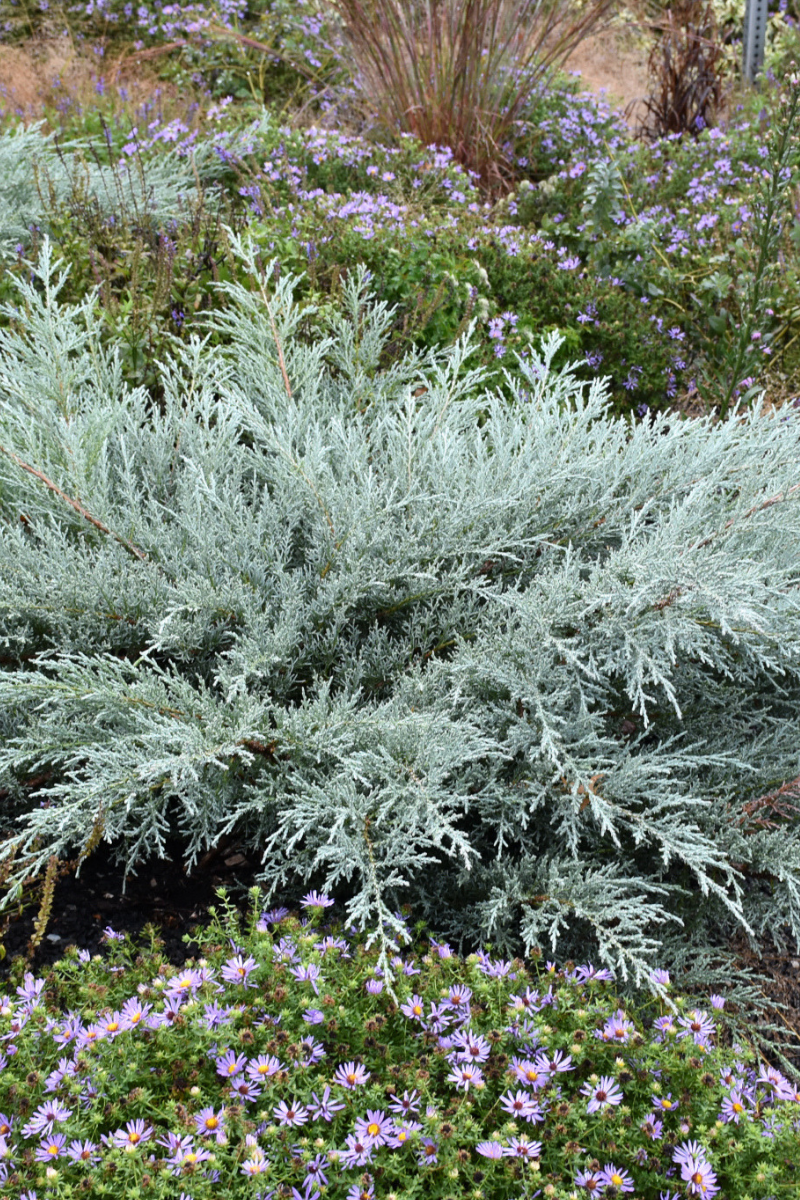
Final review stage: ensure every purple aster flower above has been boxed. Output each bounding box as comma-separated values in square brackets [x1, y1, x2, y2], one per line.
[258, 906, 290, 929]
[510, 1057, 549, 1090]
[120, 997, 151, 1028]
[672, 1140, 711, 1168]
[169, 1141, 212, 1171]
[709, 994, 725, 1010]
[246, 1053, 284, 1081]
[417, 1136, 439, 1166]
[652, 1093, 679, 1112]
[575, 963, 614, 983]
[598, 1163, 635, 1192]
[388, 1088, 420, 1117]
[166, 968, 204, 995]
[305, 1152, 329, 1188]
[676, 1152, 719, 1198]
[719, 1090, 749, 1124]
[446, 1063, 484, 1091]
[333, 1060, 370, 1089]
[653, 1015, 679, 1040]
[345, 1182, 372, 1200]
[301, 890, 334, 908]
[158, 1131, 192, 1155]
[505, 1136, 542, 1159]
[400, 994, 426, 1022]
[290, 963, 322, 994]
[241, 1152, 270, 1176]
[536, 1048, 573, 1074]
[221, 954, 258, 987]
[308, 1085, 346, 1123]
[581, 1075, 624, 1114]
[22, 1100, 72, 1138]
[677, 1010, 715, 1044]
[110, 1119, 152, 1150]
[476, 1140, 505, 1158]
[299, 1036, 326, 1068]
[273, 1099, 309, 1127]
[230, 1076, 262, 1103]
[315, 935, 349, 957]
[575, 1166, 603, 1192]
[272, 936, 300, 964]
[16, 973, 45, 1008]
[216, 1049, 247, 1079]
[303, 1008, 325, 1024]
[194, 1106, 226, 1140]
[338, 1133, 374, 1169]
[44, 1057, 77, 1091]
[35, 1133, 67, 1161]
[203, 1001, 234, 1030]
[65, 1139, 100, 1163]
[386, 1119, 421, 1148]
[499, 1089, 543, 1122]
[508, 985, 543, 1012]
[597, 1009, 636, 1044]
[354, 1110, 392, 1146]
[452, 1029, 488, 1061]
[478, 955, 513, 978]
[365, 979, 383, 994]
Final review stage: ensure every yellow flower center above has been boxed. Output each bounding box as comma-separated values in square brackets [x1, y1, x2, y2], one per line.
[206, 1118, 219, 1130]
[733, 1102, 743, 1113]
[129, 1133, 140, 1144]
[48, 1145, 59, 1156]
[662, 1099, 673, 1108]
[611, 1174, 623, 1186]
[106, 1022, 119, 1032]
[368, 1123, 380, 1136]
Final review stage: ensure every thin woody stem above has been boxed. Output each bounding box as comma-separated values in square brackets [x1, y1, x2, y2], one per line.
[691, 480, 800, 552]
[0, 443, 149, 563]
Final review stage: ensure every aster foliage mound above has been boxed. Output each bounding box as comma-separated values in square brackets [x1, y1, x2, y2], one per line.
[1, 236, 800, 992]
[0, 895, 798, 1199]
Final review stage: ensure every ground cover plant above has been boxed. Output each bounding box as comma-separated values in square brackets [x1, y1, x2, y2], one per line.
[0, 892, 798, 1199]
[1, 2, 800, 414]
[1, 237, 800, 994]
[1, 1, 800, 1194]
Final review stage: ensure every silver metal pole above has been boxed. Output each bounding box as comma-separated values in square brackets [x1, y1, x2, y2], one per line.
[743, 0, 769, 84]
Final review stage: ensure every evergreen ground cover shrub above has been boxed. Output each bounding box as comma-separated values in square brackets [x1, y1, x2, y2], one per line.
[1, 238, 800, 1018]
[0, 892, 798, 1199]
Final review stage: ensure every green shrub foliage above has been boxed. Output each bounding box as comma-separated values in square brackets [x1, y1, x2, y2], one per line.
[1, 237, 800, 987]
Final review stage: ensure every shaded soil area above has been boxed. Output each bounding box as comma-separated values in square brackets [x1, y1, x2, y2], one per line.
[0, 836, 264, 983]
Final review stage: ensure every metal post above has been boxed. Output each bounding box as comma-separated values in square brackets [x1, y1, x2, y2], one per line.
[742, 0, 769, 84]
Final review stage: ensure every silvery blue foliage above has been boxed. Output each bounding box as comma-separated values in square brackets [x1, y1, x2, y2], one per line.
[0, 121, 230, 261]
[1, 235, 799, 986]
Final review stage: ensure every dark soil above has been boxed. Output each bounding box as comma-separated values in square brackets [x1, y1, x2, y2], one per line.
[0, 835, 265, 983]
